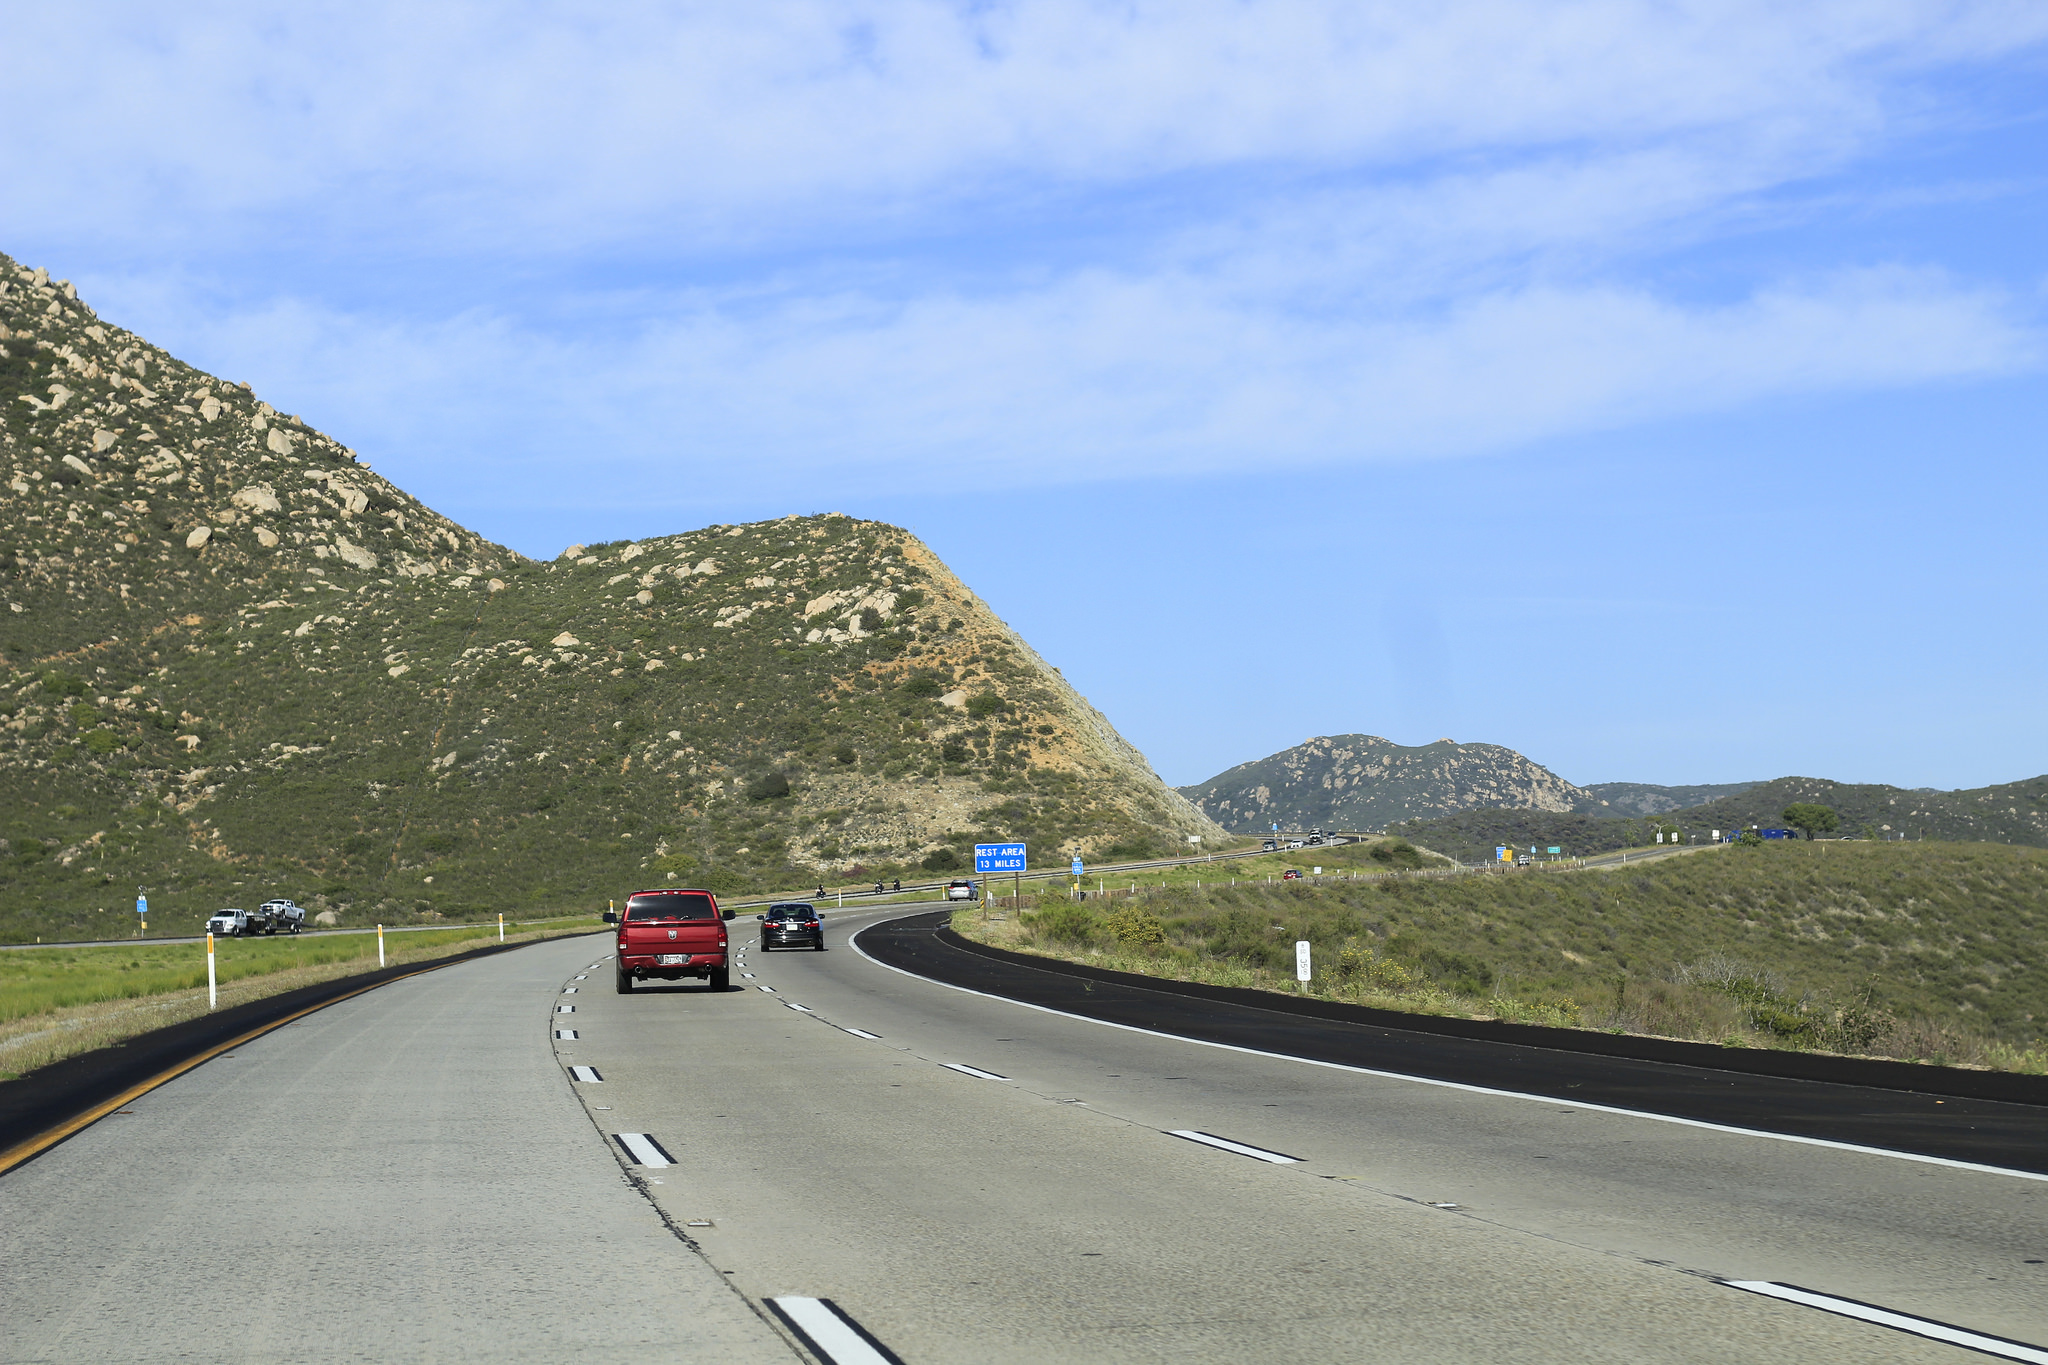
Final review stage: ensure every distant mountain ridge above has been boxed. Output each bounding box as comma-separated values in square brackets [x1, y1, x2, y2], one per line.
[1579, 780, 1761, 817]
[1394, 774, 2048, 863]
[1177, 734, 1588, 831]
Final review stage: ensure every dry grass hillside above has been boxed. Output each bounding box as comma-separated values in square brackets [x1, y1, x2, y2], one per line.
[0, 251, 1219, 941]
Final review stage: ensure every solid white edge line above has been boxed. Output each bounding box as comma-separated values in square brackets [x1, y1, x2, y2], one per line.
[613, 1132, 673, 1168]
[848, 921, 2048, 1184]
[1725, 1282, 2048, 1363]
[767, 1297, 898, 1365]
[941, 1062, 1008, 1080]
[844, 1028, 881, 1039]
[1170, 1129, 1301, 1164]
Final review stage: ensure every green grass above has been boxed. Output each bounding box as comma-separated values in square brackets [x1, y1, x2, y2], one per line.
[0, 915, 596, 1025]
[959, 839, 2048, 1072]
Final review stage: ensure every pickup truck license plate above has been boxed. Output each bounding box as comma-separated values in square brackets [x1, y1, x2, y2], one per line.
[656, 953, 687, 965]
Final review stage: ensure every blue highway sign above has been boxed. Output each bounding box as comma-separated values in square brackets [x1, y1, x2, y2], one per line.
[975, 842, 1027, 873]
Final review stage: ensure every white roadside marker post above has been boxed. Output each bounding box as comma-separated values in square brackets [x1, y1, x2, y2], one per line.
[498, 913, 504, 942]
[1295, 940, 1311, 993]
[206, 931, 217, 1010]
[377, 923, 385, 967]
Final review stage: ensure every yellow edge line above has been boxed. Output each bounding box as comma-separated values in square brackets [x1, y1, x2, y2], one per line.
[0, 948, 509, 1177]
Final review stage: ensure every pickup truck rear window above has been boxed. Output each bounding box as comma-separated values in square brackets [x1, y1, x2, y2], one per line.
[626, 893, 716, 921]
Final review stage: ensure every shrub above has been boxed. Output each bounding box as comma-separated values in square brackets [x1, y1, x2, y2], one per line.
[832, 745, 857, 765]
[1102, 904, 1165, 948]
[745, 773, 791, 800]
[859, 607, 884, 632]
[41, 671, 86, 697]
[1031, 899, 1096, 943]
[902, 675, 942, 698]
[653, 851, 699, 877]
[965, 692, 1004, 719]
[940, 742, 969, 764]
[84, 728, 122, 755]
[920, 848, 962, 872]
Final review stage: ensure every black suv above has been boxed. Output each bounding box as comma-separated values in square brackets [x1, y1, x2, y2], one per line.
[757, 903, 824, 951]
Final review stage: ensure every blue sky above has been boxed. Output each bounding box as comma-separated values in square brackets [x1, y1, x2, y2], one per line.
[6, 3, 2045, 790]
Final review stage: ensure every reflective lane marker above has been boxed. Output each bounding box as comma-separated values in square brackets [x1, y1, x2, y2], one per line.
[757, 985, 777, 993]
[942, 1063, 1007, 1081]
[767, 1297, 904, 1365]
[851, 927, 2048, 1184]
[568, 1065, 603, 1083]
[556, 1005, 575, 1013]
[1724, 1283, 2048, 1362]
[1171, 1130, 1302, 1164]
[785, 1002, 814, 1013]
[844, 1028, 881, 1040]
[555, 1029, 578, 1040]
[614, 1132, 675, 1168]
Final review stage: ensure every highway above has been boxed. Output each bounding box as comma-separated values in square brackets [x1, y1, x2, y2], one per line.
[4, 909, 2044, 1363]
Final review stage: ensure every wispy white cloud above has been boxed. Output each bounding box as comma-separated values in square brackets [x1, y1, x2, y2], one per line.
[8, 1, 2045, 522]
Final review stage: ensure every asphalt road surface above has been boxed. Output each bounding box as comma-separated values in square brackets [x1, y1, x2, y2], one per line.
[4, 908, 2045, 1363]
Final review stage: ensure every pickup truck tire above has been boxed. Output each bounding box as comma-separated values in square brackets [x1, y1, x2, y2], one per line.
[615, 968, 633, 994]
[709, 967, 730, 992]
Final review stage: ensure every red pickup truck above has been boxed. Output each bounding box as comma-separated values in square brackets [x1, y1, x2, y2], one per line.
[605, 888, 733, 993]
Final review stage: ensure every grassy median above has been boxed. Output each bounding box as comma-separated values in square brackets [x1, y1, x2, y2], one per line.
[955, 839, 2048, 1074]
[0, 917, 605, 1080]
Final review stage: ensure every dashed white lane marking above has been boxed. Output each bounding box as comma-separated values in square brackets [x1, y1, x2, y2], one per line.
[757, 985, 777, 993]
[568, 1065, 603, 1083]
[1725, 1282, 2048, 1362]
[556, 1005, 575, 1013]
[562, 987, 578, 994]
[1170, 1129, 1302, 1164]
[741, 973, 757, 979]
[851, 925, 2048, 1184]
[574, 974, 587, 980]
[844, 1028, 882, 1040]
[614, 1132, 675, 1168]
[941, 1063, 1007, 1081]
[555, 1029, 578, 1040]
[766, 1297, 903, 1365]
[785, 1002, 814, 1012]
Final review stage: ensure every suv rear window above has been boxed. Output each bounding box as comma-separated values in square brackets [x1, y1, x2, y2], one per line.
[626, 892, 717, 921]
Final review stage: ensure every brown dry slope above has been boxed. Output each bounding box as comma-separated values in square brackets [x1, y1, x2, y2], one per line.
[0, 251, 1220, 939]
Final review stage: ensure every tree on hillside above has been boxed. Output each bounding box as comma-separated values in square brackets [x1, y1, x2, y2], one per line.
[1782, 803, 1839, 840]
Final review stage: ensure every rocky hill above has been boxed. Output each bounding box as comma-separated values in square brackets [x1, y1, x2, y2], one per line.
[1662, 776, 2048, 846]
[1178, 734, 1589, 832]
[1576, 780, 1761, 817]
[0, 251, 1220, 940]
[1392, 774, 2048, 863]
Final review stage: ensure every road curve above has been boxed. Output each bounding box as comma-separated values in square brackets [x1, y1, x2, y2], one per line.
[0, 932, 795, 1364]
[5, 907, 2045, 1363]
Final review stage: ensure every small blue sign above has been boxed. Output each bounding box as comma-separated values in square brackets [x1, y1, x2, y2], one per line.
[136, 895, 147, 917]
[1071, 858, 1084, 877]
[975, 842, 1027, 873]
